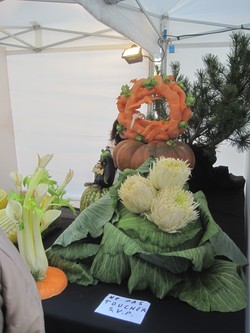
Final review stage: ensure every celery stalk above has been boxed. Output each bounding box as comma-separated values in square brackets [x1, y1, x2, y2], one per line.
[5, 154, 74, 281]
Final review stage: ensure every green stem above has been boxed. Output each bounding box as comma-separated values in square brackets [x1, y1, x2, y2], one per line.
[23, 168, 45, 205]
[22, 207, 36, 271]
[41, 195, 55, 212]
[16, 225, 26, 263]
[32, 213, 48, 281]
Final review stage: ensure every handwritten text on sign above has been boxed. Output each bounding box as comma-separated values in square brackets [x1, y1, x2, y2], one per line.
[94, 293, 151, 324]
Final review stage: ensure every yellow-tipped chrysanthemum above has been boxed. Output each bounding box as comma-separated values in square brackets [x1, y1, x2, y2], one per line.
[147, 186, 199, 233]
[149, 157, 191, 190]
[118, 174, 157, 214]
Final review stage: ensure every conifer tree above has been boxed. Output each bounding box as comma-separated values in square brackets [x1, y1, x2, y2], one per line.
[170, 32, 250, 162]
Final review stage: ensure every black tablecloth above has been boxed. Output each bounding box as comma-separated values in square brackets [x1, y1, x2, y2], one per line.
[42, 169, 247, 333]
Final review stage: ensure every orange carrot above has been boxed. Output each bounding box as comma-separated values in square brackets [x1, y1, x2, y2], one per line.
[145, 127, 169, 142]
[169, 81, 187, 110]
[116, 95, 127, 113]
[117, 112, 134, 129]
[181, 107, 193, 122]
[167, 119, 182, 138]
[126, 78, 146, 108]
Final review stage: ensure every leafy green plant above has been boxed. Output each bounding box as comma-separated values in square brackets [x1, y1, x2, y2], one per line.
[170, 32, 250, 159]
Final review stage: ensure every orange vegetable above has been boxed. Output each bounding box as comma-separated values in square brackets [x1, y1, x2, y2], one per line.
[116, 75, 193, 142]
[113, 140, 195, 171]
[36, 266, 68, 300]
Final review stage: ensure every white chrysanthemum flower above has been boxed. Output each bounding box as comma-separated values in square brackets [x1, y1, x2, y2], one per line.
[147, 186, 199, 233]
[149, 157, 191, 190]
[119, 174, 157, 214]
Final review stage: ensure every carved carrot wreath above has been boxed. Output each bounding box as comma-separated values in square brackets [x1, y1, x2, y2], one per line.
[116, 75, 193, 142]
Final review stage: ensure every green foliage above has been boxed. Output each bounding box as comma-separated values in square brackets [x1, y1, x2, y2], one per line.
[171, 32, 250, 153]
[142, 77, 158, 89]
[120, 84, 130, 97]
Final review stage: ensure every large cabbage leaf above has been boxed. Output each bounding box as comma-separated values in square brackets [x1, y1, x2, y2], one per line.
[170, 259, 247, 312]
[52, 193, 115, 247]
[194, 192, 247, 266]
[128, 256, 182, 299]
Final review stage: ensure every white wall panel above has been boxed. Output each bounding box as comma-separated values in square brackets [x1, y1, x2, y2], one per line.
[0, 47, 18, 192]
[7, 49, 149, 199]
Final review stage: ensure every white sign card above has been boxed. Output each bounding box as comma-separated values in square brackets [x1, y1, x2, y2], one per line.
[94, 293, 151, 324]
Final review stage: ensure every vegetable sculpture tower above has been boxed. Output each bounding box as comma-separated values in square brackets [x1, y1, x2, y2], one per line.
[113, 75, 195, 171]
[46, 74, 247, 312]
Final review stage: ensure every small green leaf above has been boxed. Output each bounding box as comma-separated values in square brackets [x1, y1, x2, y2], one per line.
[116, 123, 124, 133]
[178, 121, 188, 128]
[135, 134, 144, 142]
[177, 81, 186, 91]
[186, 93, 195, 106]
[142, 77, 158, 89]
[120, 84, 130, 97]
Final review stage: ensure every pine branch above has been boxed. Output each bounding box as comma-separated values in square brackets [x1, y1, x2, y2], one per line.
[171, 31, 250, 153]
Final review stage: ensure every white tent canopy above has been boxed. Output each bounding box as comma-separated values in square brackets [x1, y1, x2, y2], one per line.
[0, 0, 249, 199]
[0, 0, 132, 54]
[2, 0, 250, 59]
[78, 0, 250, 71]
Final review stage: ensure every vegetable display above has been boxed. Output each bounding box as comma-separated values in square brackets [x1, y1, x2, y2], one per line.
[47, 158, 247, 312]
[116, 75, 193, 142]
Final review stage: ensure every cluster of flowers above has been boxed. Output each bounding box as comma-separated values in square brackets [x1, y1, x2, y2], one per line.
[118, 157, 199, 233]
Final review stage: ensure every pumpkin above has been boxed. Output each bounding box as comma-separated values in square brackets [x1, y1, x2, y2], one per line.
[112, 140, 195, 171]
[80, 185, 108, 212]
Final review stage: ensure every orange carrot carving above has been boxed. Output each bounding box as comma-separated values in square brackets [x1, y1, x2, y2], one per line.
[115, 75, 192, 142]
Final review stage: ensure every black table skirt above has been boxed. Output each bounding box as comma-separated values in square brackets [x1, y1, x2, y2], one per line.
[42, 168, 247, 333]
[43, 280, 245, 333]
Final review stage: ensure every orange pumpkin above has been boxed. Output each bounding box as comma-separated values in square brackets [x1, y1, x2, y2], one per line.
[112, 140, 195, 171]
